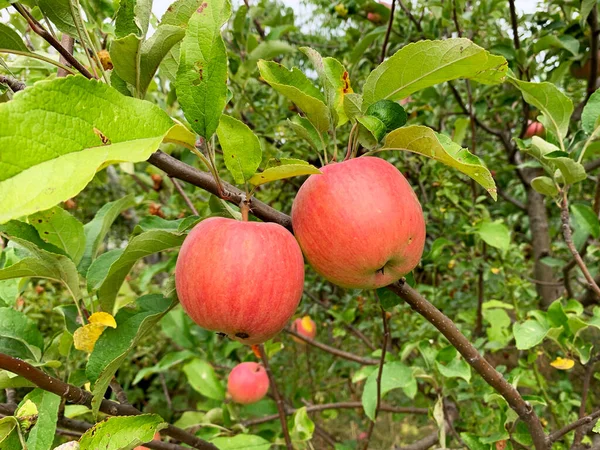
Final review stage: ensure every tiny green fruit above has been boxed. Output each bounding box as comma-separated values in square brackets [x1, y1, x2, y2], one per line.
[366, 100, 407, 132]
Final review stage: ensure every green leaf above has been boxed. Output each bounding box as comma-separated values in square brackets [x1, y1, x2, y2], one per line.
[139, 25, 186, 95]
[0, 221, 66, 255]
[0, 237, 81, 305]
[378, 126, 497, 200]
[79, 195, 136, 274]
[37, 0, 77, 36]
[110, 34, 143, 91]
[357, 115, 387, 147]
[365, 100, 407, 132]
[452, 117, 470, 145]
[216, 115, 262, 184]
[531, 176, 558, 197]
[533, 35, 579, 56]
[246, 40, 295, 67]
[0, 416, 20, 450]
[581, 0, 596, 26]
[210, 435, 270, 450]
[0, 22, 28, 52]
[22, 389, 61, 450]
[571, 203, 600, 239]
[349, 26, 386, 65]
[290, 407, 315, 442]
[258, 59, 330, 132]
[477, 221, 510, 253]
[87, 230, 185, 313]
[132, 350, 195, 385]
[249, 164, 321, 186]
[362, 38, 507, 107]
[29, 207, 85, 264]
[79, 414, 166, 450]
[582, 89, 600, 135]
[509, 78, 573, 142]
[343, 92, 363, 123]
[176, 0, 231, 139]
[114, 0, 151, 38]
[86, 295, 173, 416]
[182, 358, 225, 401]
[513, 320, 550, 350]
[362, 361, 413, 420]
[286, 117, 323, 152]
[436, 358, 471, 382]
[0, 76, 178, 224]
[0, 307, 44, 360]
[301, 47, 352, 126]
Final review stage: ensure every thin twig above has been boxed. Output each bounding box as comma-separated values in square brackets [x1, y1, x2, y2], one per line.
[397, 0, 423, 33]
[0, 75, 25, 92]
[285, 328, 379, 365]
[241, 401, 427, 427]
[258, 345, 292, 449]
[109, 378, 129, 405]
[574, 359, 597, 445]
[548, 409, 600, 443]
[362, 305, 389, 450]
[12, 3, 94, 79]
[0, 353, 217, 450]
[160, 373, 173, 411]
[4, 389, 16, 405]
[242, 0, 266, 39]
[561, 190, 600, 299]
[380, 0, 396, 63]
[170, 177, 199, 215]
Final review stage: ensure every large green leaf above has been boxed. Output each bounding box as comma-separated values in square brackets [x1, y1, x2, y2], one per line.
[29, 207, 85, 265]
[349, 26, 386, 65]
[0, 416, 20, 450]
[362, 362, 414, 420]
[86, 295, 174, 416]
[477, 221, 510, 254]
[377, 126, 497, 200]
[37, 0, 78, 36]
[139, 24, 185, 94]
[530, 137, 586, 184]
[362, 38, 507, 107]
[513, 319, 550, 350]
[258, 59, 330, 132]
[79, 195, 136, 274]
[0, 22, 28, 52]
[176, 0, 231, 139]
[87, 230, 185, 313]
[114, 0, 151, 38]
[301, 47, 352, 126]
[0, 76, 182, 224]
[110, 34, 143, 91]
[509, 78, 573, 142]
[79, 414, 166, 450]
[0, 307, 44, 360]
[582, 89, 600, 135]
[22, 389, 61, 450]
[182, 358, 225, 401]
[210, 435, 270, 450]
[216, 115, 262, 184]
[248, 163, 321, 186]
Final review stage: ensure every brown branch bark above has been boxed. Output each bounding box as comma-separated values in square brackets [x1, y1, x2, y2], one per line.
[362, 306, 390, 450]
[242, 0, 266, 39]
[573, 359, 597, 445]
[170, 177, 199, 216]
[0, 354, 217, 450]
[380, 0, 396, 63]
[0, 75, 26, 92]
[258, 344, 292, 449]
[241, 401, 427, 427]
[12, 3, 94, 79]
[397, 0, 423, 33]
[285, 328, 379, 365]
[56, 34, 74, 78]
[387, 280, 549, 450]
[548, 409, 600, 443]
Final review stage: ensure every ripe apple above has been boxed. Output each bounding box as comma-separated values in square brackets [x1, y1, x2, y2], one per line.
[133, 433, 161, 450]
[367, 12, 383, 23]
[524, 120, 544, 138]
[175, 217, 305, 345]
[291, 157, 425, 289]
[227, 362, 270, 404]
[292, 315, 317, 343]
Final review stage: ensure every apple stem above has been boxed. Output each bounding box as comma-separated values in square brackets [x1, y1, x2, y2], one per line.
[240, 197, 250, 222]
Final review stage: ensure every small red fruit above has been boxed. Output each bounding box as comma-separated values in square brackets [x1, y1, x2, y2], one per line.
[227, 362, 270, 404]
[292, 157, 425, 289]
[133, 432, 161, 450]
[367, 12, 383, 23]
[292, 316, 317, 343]
[175, 218, 304, 344]
[524, 120, 545, 138]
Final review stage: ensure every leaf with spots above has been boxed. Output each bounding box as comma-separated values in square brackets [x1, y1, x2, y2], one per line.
[28, 207, 85, 265]
[78, 414, 166, 450]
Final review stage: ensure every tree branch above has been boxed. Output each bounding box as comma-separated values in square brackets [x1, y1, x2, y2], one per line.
[241, 401, 427, 427]
[548, 409, 600, 443]
[0, 75, 25, 92]
[380, 0, 396, 63]
[12, 3, 94, 79]
[0, 353, 217, 450]
[397, 0, 423, 34]
[56, 34, 74, 78]
[285, 328, 379, 365]
[170, 177, 199, 216]
[242, 0, 266, 39]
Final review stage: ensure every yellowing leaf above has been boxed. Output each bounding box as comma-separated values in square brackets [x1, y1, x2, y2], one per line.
[550, 357, 575, 370]
[491, 267, 501, 274]
[74, 323, 108, 353]
[301, 316, 315, 333]
[88, 312, 117, 329]
[16, 399, 38, 418]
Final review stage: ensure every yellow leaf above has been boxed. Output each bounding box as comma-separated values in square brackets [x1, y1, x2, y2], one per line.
[301, 316, 315, 333]
[88, 312, 117, 328]
[73, 323, 107, 353]
[16, 399, 38, 418]
[550, 357, 575, 370]
[491, 267, 501, 274]
[448, 259, 456, 269]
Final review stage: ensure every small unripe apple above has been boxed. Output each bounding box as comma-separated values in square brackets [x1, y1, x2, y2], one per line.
[524, 120, 544, 138]
[175, 217, 304, 345]
[292, 316, 317, 343]
[227, 362, 270, 404]
[292, 157, 425, 289]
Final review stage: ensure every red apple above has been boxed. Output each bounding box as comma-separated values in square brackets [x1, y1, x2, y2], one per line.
[292, 316, 317, 343]
[227, 362, 270, 404]
[134, 433, 161, 450]
[524, 120, 545, 138]
[175, 217, 305, 345]
[367, 12, 383, 23]
[291, 157, 425, 289]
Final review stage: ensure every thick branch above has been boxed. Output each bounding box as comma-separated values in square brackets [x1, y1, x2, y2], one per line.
[0, 353, 217, 450]
[56, 34, 74, 78]
[285, 328, 379, 365]
[13, 3, 94, 79]
[387, 280, 549, 450]
[0, 75, 25, 92]
[241, 401, 426, 427]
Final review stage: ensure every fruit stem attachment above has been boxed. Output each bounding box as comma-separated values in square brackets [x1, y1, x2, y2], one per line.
[240, 196, 251, 222]
[257, 344, 293, 450]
